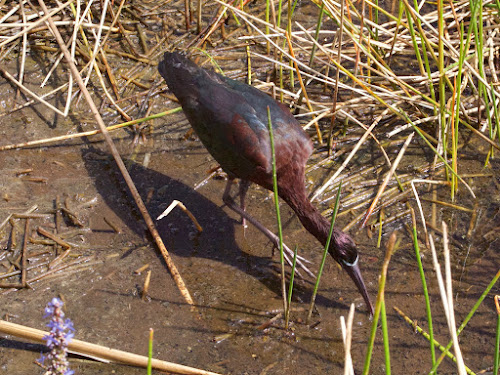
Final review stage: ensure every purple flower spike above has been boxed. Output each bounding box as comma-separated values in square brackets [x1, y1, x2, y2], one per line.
[38, 298, 74, 375]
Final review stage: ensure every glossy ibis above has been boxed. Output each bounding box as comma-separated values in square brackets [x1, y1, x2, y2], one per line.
[159, 52, 373, 314]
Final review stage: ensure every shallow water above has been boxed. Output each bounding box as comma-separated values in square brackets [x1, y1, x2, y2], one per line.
[0, 8, 499, 375]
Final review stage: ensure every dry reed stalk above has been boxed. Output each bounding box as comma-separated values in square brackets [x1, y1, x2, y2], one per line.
[36, 0, 194, 308]
[157, 200, 203, 233]
[20, 218, 29, 287]
[0, 108, 180, 151]
[0, 0, 75, 48]
[37, 227, 71, 249]
[362, 132, 414, 226]
[0, 68, 66, 116]
[311, 115, 381, 201]
[285, 32, 323, 142]
[429, 228, 467, 375]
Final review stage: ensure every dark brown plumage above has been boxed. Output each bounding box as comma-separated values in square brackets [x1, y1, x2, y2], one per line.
[159, 52, 373, 314]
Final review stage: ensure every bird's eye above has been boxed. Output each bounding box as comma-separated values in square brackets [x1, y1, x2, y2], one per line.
[342, 255, 359, 267]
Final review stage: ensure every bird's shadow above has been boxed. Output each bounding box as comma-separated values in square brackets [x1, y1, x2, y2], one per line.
[82, 147, 345, 310]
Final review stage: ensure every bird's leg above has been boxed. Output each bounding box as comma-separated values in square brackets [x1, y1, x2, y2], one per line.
[222, 179, 314, 278]
[239, 180, 250, 236]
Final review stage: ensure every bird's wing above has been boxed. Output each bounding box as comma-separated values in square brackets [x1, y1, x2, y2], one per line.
[180, 70, 311, 180]
[224, 108, 273, 174]
[233, 102, 312, 181]
[219, 74, 312, 167]
[181, 77, 274, 178]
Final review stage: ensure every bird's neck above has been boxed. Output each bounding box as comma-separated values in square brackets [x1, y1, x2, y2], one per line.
[279, 185, 333, 248]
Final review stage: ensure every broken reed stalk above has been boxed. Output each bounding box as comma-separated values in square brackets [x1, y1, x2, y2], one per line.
[156, 200, 203, 233]
[0, 320, 221, 375]
[37, 227, 71, 249]
[284, 31, 322, 142]
[35, 0, 194, 307]
[328, 2, 343, 155]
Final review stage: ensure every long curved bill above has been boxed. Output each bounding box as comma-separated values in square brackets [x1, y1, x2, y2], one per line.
[343, 261, 374, 316]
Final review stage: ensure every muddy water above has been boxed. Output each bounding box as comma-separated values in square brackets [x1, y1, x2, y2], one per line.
[0, 41, 499, 375]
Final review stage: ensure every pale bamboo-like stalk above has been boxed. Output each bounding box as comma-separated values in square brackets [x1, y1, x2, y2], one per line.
[0, 320, 221, 375]
[410, 179, 449, 245]
[18, 2, 27, 90]
[428, 230, 467, 375]
[340, 304, 356, 375]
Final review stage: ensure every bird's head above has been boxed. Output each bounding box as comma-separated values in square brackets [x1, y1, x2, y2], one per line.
[329, 232, 374, 316]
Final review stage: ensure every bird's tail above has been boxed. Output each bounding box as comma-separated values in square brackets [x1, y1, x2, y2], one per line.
[158, 52, 203, 99]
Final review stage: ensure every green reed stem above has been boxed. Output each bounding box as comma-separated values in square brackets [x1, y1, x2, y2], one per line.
[309, 3, 325, 66]
[276, 0, 283, 29]
[195, 48, 225, 74]
[376, 209, 384, 248]
[495, 0, 500, 15]
[278, 54, 284, 103]
[494, 297, 500, 375]
[287, 0, 296, 89]
[451, 23, 466, 199]
[381, 299, 391, 375]
[410, 0, 437, 115]
[404, 8, 423, 78]
[437, 0, 448, 180]
[373, 0, 379, 41]
[147, 328, 153, 375]
[295, 2, 324, 111]
[363, 232, 397, 375]
[492, 83, 500, 146]
[267, 106, 288, 315]
[476, 0, 487, 129]
[410, 208, 436, 369]
[306, 182, 342, 323]
[467, 0, 488, 150]
[285, 246, 298, 329]
[483, 85, 493, 164]
[276, 0, 285, 103]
